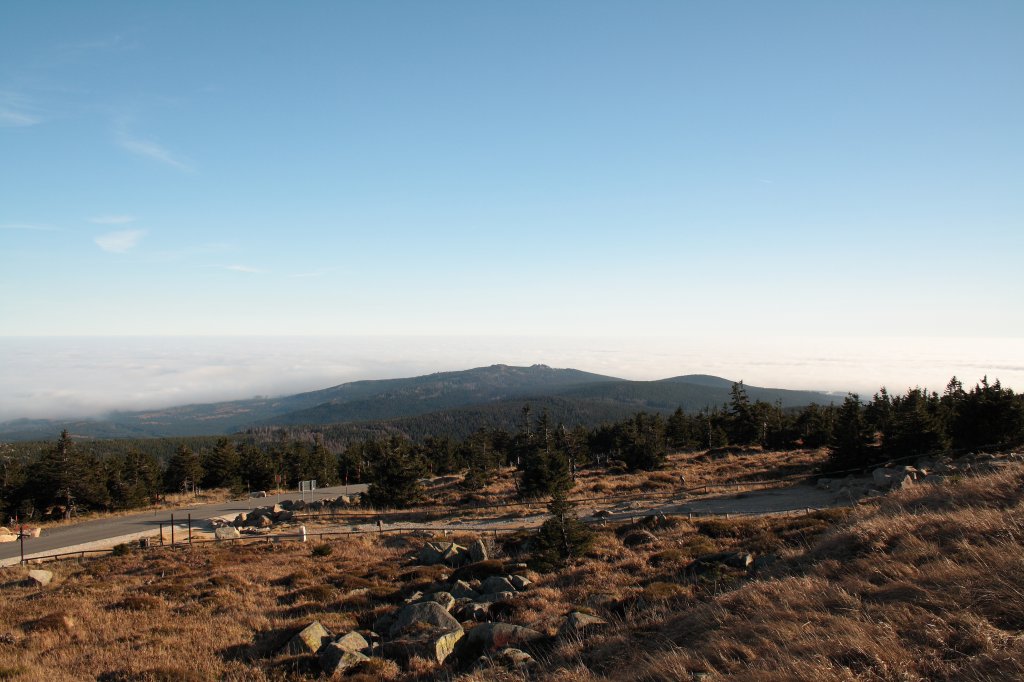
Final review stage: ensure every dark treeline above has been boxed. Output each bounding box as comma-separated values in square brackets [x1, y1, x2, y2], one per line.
[2, 377, 1021, 520]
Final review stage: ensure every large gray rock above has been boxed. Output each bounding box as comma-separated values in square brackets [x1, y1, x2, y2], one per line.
[509, 575, 531, 591]
[389, 601, 461, 639]
[479, 576, 516, 595]
[334, 631, 369, 653]
[558, 611, 608, 639]
[26, 569, 53, 587]
[215, 526, 241, 540]
[382, 628, 464, 665]
[468, 538, 488, 563]
[319, 643, 369, 675]
[466, 623, 544, 654]
[441, 542, 467, 566]
[457, 601, 492, 622]
[449, 580, 478, 600]
[283, 621, 331, 655]
[417, 542, 446, 566]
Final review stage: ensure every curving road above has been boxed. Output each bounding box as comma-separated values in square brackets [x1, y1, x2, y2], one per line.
[0, 484, 366, 566]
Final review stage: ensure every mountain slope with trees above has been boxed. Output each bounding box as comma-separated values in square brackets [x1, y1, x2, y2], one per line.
[0, 365, 840, 441]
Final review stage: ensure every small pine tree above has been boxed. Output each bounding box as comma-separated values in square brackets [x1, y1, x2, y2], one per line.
[530, 489, 593, 572]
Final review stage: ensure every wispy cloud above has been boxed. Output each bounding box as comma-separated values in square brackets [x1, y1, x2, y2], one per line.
[115, 130, 192, 172]
[224, 265, 263, 273]
[0, 223, 57, 231]
[95, 229, 146, 253]
[89, 214, 137, 225]
[0, 92, 41, 127]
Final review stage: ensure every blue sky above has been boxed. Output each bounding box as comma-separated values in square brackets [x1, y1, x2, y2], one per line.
[1, 2, 1022, 412]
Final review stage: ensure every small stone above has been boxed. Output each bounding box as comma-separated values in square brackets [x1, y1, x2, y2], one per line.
[474, 590, 516, 605]
[557, 611, 608, 639]
[419, 591, 456, 612]
[26, 569, 53, 587]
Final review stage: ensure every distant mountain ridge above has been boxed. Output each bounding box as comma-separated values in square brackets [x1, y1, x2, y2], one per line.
[0, 364, 842, 441]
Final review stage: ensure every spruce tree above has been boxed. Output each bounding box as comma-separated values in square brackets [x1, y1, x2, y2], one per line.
[828, 394, 874, 470]
[33, 430, 108, 517]
[201, 438, 241, 490]
[530, 489, 593, 571]
[164, 444, 203, 494]
[365, 438, 427, 508]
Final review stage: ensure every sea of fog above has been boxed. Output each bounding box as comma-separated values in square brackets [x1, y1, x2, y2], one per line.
[0, 336, 1021, 422]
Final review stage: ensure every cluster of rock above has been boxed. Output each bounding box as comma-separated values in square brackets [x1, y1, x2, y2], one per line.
[214, 495, 360, 531]
[415, 537, 490, 567]
[280, 621, 373, 675]
[270, 537, 608, 676]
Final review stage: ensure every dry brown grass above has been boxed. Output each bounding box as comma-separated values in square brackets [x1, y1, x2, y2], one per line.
[530, 462, 1024, 682]
[3, 454, 1020, 682]
[0, 534, 405, 681]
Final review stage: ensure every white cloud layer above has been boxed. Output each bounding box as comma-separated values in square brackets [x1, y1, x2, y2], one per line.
[94, 229, 146, 253]
[0, 336, 1020, 422]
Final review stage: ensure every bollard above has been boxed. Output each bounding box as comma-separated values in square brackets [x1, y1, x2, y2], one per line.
[188, 514, 192, 545]
[170, 514, 175, 545]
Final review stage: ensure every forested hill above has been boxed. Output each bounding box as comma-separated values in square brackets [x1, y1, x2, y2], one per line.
[556, 378, 837, 413]
[0, 365, 618, 440]
[0, 364, 841, 441]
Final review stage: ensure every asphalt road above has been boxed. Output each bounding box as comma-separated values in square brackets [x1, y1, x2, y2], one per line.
[0, 484, 366, 564]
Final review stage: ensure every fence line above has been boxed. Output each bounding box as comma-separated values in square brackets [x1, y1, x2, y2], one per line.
[14, 502, 833, 565]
